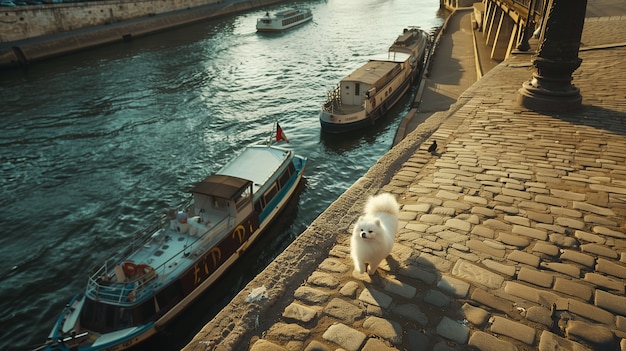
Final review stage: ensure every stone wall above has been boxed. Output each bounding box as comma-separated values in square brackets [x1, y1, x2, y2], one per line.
[0, 0, 280, 42]
[440, 0, 476, 8]
[0, 0, 282, 68]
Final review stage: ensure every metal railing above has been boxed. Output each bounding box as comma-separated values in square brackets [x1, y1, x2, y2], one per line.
[322, 85, 342, 112]
[85, 213, 231, 306]
[508, 0, 545, 21]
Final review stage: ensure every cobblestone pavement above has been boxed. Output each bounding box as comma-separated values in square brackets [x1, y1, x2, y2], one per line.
[183, 12, 626, 351]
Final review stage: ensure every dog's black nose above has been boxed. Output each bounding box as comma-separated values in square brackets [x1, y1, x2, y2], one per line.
[361, 232, 367, 238]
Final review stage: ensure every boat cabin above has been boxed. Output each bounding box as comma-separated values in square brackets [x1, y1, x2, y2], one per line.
[339, 54, 409, 107]
[189, 174, 253, 226]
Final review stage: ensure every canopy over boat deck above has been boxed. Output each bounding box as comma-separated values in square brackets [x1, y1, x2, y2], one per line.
[190, 174, 251, 199]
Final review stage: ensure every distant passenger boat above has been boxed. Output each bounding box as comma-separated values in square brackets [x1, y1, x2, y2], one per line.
[320, 27, 430, 134]
[256, 8, 313, 32]
[38, 124, 307, 351]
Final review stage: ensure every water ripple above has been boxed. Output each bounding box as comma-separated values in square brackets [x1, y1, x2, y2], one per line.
[0, 1, 445, 349]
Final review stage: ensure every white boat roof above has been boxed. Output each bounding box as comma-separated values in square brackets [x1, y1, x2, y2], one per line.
[274, 9, 308, 17]
[217, 144, 290, 192]
[371, 51, 411, 63]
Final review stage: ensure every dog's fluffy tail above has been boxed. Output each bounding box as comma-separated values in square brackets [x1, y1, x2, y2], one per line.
[364, 193, 399, 216]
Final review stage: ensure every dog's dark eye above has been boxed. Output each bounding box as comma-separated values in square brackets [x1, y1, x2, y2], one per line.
[368, 230, 373, 233]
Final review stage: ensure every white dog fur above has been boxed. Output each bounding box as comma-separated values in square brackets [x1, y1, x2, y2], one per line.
[350, 193, 399, 275]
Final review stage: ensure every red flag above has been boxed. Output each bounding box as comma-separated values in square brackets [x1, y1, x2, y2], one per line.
[276, 123, 289, 143]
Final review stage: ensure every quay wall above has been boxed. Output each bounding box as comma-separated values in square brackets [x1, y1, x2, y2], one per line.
[1, 0, 213, 42]
[440, 0, 475, 8]
[0, 0, 281, 42]
[0, 0, 283, 68]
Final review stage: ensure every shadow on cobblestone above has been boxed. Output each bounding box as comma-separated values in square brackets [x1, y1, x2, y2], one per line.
[549, 105, 626, 138]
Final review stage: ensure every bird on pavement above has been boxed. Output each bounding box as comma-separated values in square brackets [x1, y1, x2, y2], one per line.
[428, 140, 437, 154]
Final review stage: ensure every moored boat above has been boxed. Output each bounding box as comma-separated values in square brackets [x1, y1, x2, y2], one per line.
[39, 124, 307, 351]
[256, 8, 313, 32]
[319, 27, 430, 134]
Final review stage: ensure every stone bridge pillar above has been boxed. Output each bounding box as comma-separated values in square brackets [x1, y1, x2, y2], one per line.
[517, 0, 587, 112]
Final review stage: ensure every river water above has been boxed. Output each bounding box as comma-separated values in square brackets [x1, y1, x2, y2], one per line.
[0, 1, 446, 349]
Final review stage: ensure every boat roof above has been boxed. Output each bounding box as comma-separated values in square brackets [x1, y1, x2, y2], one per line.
[218, 144, 291, 191]
[275, 9, 308, 17]
[341, 59, 403, 84]
[371, 51, 411, 63]
[190, 174, 251, 199]
[395, 31, 416, 45]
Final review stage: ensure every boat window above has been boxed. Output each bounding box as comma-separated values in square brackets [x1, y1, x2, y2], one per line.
[277, 164, 294, 188]
[263, 184, 279, 205]
[255, 197, 266, 213]
[235, 186, 252, 211]
[355, 83, 360, 96]
[213, 198, 228, 209]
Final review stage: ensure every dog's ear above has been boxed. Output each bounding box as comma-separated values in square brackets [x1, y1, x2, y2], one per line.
[375, 219, 381, 227]
[353, 216, 364, 231]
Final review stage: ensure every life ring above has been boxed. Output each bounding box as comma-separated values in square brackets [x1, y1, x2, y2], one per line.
[137, 264, 157, 280]
[128, 291, 136, 302]
[122, 262, 137, 277]
[137, 264, 154, 275]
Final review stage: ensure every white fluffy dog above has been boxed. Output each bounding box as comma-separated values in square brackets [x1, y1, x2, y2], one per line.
[350, 193, 399, 275]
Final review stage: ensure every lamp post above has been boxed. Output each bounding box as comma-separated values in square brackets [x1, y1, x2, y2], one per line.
[516, 0, 536, 51]
[517, 0, 587, 112]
